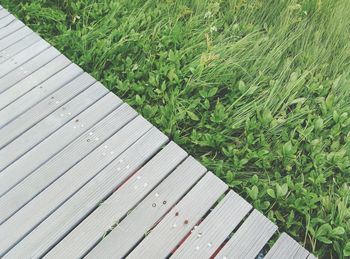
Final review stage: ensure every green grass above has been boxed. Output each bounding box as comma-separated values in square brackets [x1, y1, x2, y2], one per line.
[2, 0, 350, 257]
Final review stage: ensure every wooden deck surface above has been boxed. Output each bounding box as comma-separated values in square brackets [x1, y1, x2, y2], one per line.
[0, 5, 316, 258]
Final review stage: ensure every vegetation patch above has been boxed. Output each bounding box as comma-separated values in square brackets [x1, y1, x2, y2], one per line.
[2, 0, 350, 257]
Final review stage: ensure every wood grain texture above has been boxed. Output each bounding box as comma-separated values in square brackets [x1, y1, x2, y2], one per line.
[0, 84, 109, 221]
[127, 172, 228, 259]
[215, 209, 278, 259]
[0, 39, 49, 78]
[0, 8, 9, 19]
[0, 20, 24, 40]
[265, 233, 310, 259]
[0, 43, 58, 94]
[0, 82, 107, 174]
[0, 115, 150, 255]
[86, 156, 206, 259]
[0, 67, 86, 144]
[46, 141, 187, 258]
[0, 93, 121, 196]
[0, 33, 42, 64]
[0, 103, 134, 227]
[0, 54, 71, 110]
[5, 127, 168, 258]
[0, 15, 15, 29]
[0, 25, 32, 50]
[172, 190, 252, 259]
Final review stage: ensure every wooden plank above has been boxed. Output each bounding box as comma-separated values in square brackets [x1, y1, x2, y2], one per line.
[86, 156, 206, 259]
[0, 64, 83, 128]
[0, 66, 84, 145]
[0, 33, 41, 64]
[265, 233, 309, 259]
[0, 20, 24, 40]
[0, 103, 135, 224]
[0, 115, 150, 255]
[214, 209, 278, 259]
[0, 44, 59, 95]
[0, 93, 121, 196]
[0, 54, 71, 109]
[6, 128, 169, 258]
[172, 190, 252, 259]
[47, 142, 187, 258]
[0, 39, 49, 78]
[0, 8, 9, 19]
[0, 82, 108, 195]
[308, 254, 317, 259]
[0, 15, 15, 29]
[127, 172, 228, 259]
[0, 26, 33, 51]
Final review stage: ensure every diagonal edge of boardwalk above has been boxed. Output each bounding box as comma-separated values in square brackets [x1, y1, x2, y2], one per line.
[0, 4, 317, 259]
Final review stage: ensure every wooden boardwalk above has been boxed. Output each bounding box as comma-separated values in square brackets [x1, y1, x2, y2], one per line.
[0, 6, 316, 259]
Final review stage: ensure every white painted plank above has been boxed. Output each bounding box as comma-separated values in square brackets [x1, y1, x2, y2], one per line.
[0, 65, 84, 144]
[0, 15, 15, 29]
[172, 190, 252, 259]
[6, 128, 169, 258]
[265, 233, 309, 259]
[308, 254, 317, 259]
[0, 20, 24, 40]
[0, 26, 33, 51]
[86, 156, 206, 259]
[0, 39, 49, 78]
[0, 115, 150, 255]
[127, 172, 228, 259]
[0, 33, 41, 64]
[0, 54, 71, 109]
[0, 103, 135, 225]
[0, 93, 121, 196]
[214, 209, 278, 259]
[47, 142, 187, 258]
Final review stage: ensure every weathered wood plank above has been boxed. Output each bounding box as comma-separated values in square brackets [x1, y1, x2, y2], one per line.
[0, 66, 85, 148]
[0, 93, 121, 196]
[6, 128, 169, 258]
[0, 54, 71, 109]
[0, 26, 33, 52]
[214, 209, 277, 259]
[172, 190, 252, 259]
[0, 115, 150, 255]
[0, 33, 41, 64]
[0, 39, 50, 79]
[0, 20, 24, 40]
[0, 8, 9, 19]
[265, 233, 309, 259]
[0, 104, 135, 226]
[0, 82, 107, 174]
[0, 86, 110, 221]
[0, 44, 59, 95]
[0, 62, 81, 128]
[47, 141, 187, 258]
[86, 156, 206, 259]
[127, 172, 228, 259]
[0, 15, 15, 29]
[0, 48, 63, 124]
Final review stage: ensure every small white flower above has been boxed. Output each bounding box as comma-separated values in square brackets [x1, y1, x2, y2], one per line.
[204, 11, 212, 19]
[210, 26, 217, 33]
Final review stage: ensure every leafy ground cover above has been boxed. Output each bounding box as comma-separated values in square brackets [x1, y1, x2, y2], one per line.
[1, 0, 350, 257]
